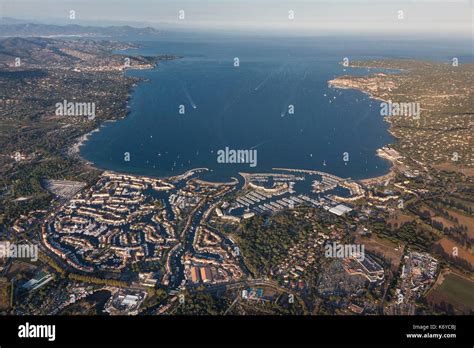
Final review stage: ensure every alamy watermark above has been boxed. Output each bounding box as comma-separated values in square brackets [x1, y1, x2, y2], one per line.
[217, 147, 257, 168]
[380, 100, 420, 119]
[55, 99, 96, 120]
[325, 242, 365, 261]
[0, 241, 38, 262]
[18, 322, 55, 341]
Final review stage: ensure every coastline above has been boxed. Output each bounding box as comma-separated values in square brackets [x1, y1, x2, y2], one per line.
[360, 150, 397, 186]
[68, 48, 179, 172]
[68, 127, 100, 163]
[328, 64, 406, 186]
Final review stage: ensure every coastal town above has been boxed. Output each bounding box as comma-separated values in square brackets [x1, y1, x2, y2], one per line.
[2, 145, 469, 315]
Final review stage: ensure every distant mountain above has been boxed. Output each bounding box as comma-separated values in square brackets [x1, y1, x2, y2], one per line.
[0, 17, 32, 25]
[0, 22, 160, 38]
[0, 37, 76, 66]
[0, 37, 139, 68]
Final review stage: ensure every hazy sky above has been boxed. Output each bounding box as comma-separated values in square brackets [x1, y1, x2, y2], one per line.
[0, 0, 472, 37]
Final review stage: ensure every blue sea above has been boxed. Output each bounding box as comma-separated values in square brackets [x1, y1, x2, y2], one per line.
[80, 32, 472, 181]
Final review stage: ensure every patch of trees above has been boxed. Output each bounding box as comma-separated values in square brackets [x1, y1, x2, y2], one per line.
[431, 244, 473, 273]
[68, 273, 128, 288]
[232, 212, 313, 276]
[174, 290, 228, 315]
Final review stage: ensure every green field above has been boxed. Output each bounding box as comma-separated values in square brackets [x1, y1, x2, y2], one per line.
[432, 273, 474, 312]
